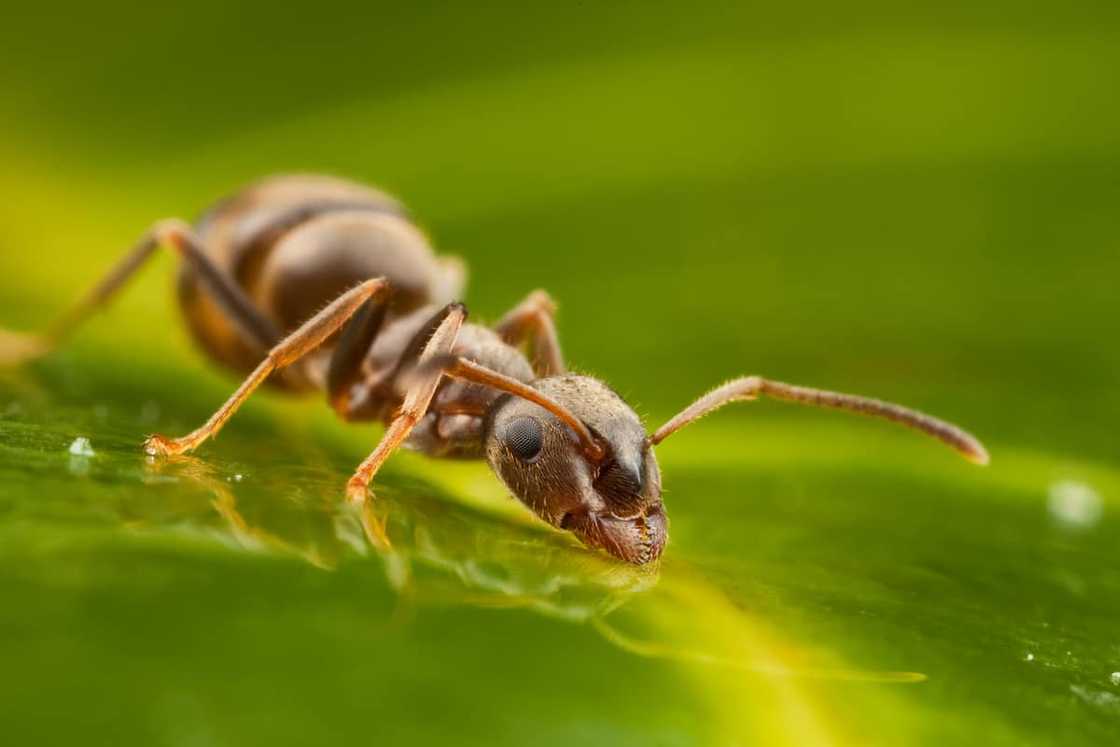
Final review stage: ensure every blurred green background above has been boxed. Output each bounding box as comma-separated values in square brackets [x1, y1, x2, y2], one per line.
[1, 2, 1118, 745]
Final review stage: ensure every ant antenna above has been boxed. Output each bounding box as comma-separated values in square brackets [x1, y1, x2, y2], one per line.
[649, 376, 989, 465]
[410, 355, 605, 461]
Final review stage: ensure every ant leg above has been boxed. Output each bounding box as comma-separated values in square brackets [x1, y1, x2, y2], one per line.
[144, 278, 389, 457]
[0, 219, 280, 365]
[345, 303, 466, 502]
[326, 296, 391, 416]
[492, 289, 565, 376]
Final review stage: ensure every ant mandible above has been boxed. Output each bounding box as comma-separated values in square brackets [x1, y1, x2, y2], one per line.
[0, 175, 988, 564]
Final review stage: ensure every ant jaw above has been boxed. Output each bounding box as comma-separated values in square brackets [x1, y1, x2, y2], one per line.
[563, 504, 668, 565]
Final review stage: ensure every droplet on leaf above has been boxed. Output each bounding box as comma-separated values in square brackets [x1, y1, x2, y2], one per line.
[68, 437, 95, 457]
[1047, 480, 1102, 528]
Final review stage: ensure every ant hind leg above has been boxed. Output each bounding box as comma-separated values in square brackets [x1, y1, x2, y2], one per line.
[0, 219, 281, 365]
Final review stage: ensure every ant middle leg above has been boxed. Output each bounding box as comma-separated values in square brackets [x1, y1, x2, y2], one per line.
[325, 295, 391, 417]
[0, 219, 281, 365]
[493, 289, 565, 376]
[345, 302, 466, 502]
[144, 278, 390, 457]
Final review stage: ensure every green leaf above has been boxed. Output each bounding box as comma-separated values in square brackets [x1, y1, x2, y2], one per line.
[1, 3, 1118, 743]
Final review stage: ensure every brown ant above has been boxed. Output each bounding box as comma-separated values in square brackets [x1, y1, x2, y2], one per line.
[0, 175, 989, 564]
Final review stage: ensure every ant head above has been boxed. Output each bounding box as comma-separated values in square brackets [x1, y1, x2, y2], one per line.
[484, 375, 666, 565]
[436, 345, 988, 566]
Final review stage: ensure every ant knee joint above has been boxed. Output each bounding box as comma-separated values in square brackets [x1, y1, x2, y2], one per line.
[527, 290, 557, 315]
[361, 277, 391, 297]
[151, 219, 193, 254]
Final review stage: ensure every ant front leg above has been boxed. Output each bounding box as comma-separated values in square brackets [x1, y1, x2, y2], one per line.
[145, 278, 389, 457]
[345, 302, 466, 502]
[0, 220, 280, 365]
[493, 289, 565, 376]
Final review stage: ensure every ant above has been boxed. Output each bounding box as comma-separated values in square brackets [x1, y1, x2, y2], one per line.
[0, 175, 988, 565]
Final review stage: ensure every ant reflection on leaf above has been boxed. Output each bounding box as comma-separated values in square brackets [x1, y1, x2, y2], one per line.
[135, 454, 926, 686]
[139, 453, 657, 625]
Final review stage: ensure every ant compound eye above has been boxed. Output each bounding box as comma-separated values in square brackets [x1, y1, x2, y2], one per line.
[503, 416, 543, 462]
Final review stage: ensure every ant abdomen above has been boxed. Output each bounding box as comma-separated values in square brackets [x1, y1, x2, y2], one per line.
[177, 175, 463, 385]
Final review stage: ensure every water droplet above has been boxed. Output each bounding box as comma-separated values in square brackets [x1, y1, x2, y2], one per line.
[68, 437, 95, 476]
[68, 437, 95, 457]
[1025, 652, 1035, 662]
[1047, 480, 1103, 528]
[1111, 672, 1120, 687]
